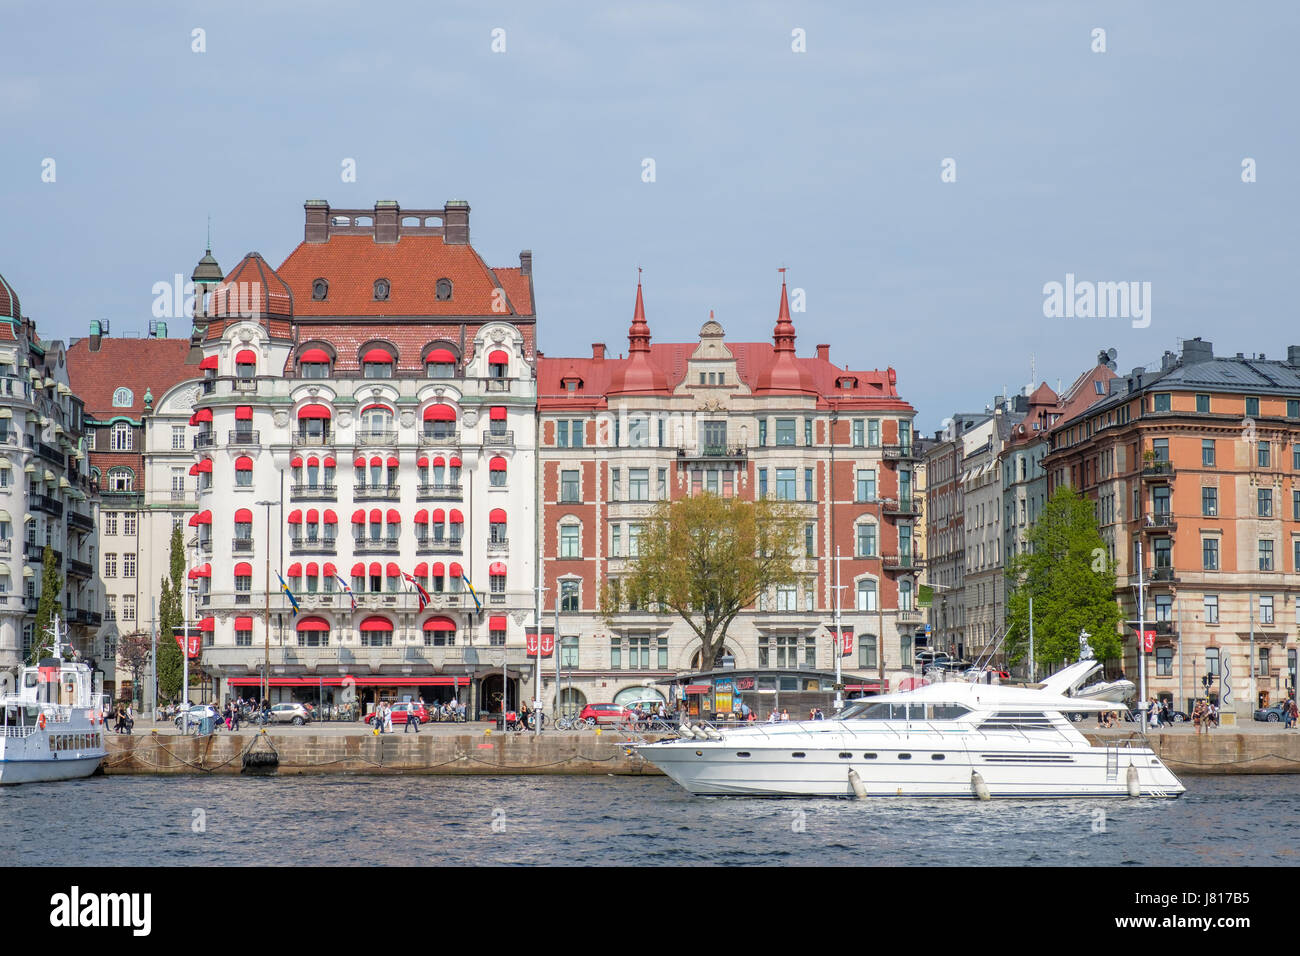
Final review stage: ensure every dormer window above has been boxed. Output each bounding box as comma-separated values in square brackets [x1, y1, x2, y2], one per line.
[561, 377, 582, 393]
[373, 279, 390, 301]
[425, 347, 457, 379]
[838, 376, 858, 389]
[312, 279, 328, 301]
[362, 347, 395, 379]
[298, 347, 332, 379]
[435, 278, 453, 301]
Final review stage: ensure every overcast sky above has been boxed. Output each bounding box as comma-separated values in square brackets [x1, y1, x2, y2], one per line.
[2, 1, 1296, 432]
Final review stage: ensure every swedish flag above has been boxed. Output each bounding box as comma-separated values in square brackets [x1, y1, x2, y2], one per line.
[460, 572, 482, 613]
[276, 571, 300, 617]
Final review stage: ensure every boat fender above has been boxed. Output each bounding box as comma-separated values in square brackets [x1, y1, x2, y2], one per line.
[703, 727, 724, 741]
[848, 769, 867, 799]
[691, 726, 711, 741]
[1126, 763, 1140, 797]
[677, 723, 693, 738]
[971, 771, 991, 801]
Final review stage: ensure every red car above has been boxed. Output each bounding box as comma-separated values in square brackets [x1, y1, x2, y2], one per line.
[368, 702, 429, 726]
[578, 703, 632, 726]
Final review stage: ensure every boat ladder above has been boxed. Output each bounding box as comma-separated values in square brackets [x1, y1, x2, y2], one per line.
[1105, 746, 1118, 781]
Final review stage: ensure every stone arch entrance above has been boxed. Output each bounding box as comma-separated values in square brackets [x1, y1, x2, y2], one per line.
[478, 673, 518, 716]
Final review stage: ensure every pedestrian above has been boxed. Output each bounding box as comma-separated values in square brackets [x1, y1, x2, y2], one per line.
[404, 703, 419, 734]
[1289, 699, 1298, 730]
[780, 709, 790, 722]
[768, 710, 780, 723]
[1192, 699, 1204, 735]
[382, 702, 393, 734]
[1148, 697, 1160, 729]
[230, 700, 240, 732]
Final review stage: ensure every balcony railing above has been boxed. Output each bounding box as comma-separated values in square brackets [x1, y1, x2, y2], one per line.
[1149, 566, 1176, 583]
[289, 538, 339, 555]
[32, 494, 63, 518]
[227, 430, 261, 446]
[232, 538, 255, 554]
[68, 558, 93, 579]
[25, 596, 40, 613]
[25, 542, 62, 565]
[37, 441, 65, 466]
[293, 432, 334, 447]
[1141, 461, 1175, 479]
[170, 489, 190, 501]
[1141, 513, 1177, 531]
[882, 443, 918, 461]
[677, 445, 748, 460]
[1154, 620, 1177, 635]
[416, 539, 463, 555]
[193, 432, 216, 449]
[418, 430, 460, 447]
[487, 538, 509, 552]
[354, 431, 398, 447]
[0, 540, 9, 555]
[353, 538, 401, 554]
[883, 497, 920, 516]
[483, 429, 514, 447]
[354, 484, 400, 501]
[290, 483, 337, 500]
[416, 483, 462, 501]
[882, 553, 920, 571]
[484, 378, 514, 392]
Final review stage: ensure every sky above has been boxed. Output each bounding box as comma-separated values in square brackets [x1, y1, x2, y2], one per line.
[2, 0, 1297, 433]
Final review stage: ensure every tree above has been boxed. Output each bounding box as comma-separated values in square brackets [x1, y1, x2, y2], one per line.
[28, 545, 64, 663]
[600, 494, 802, 669]
[155, 526, 187, 701]
[1005, 486, 1123, 669]
[117, 630, 153, 705]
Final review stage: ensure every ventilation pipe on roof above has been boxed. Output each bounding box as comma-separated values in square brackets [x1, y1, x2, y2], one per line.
[816, 344, 830, 362]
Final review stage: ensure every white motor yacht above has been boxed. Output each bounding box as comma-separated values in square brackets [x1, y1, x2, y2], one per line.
[0, 617, 109, 785]
[637, 656, 1184, 799]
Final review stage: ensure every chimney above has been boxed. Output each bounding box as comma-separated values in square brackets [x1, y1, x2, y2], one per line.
[304, 200, 331, 243]
[88, 320, 103, 352]
[374, 201, 399, 243]
[592, 343, 606, 360]
[815, 344, 830, 362]
[1287, 346, 1300, 366]
[1161, 350, 1177, 371]
[519, 250, 532, 276]
[443, 201, 470, 244]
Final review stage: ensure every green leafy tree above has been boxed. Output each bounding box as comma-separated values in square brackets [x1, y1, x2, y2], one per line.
[28, 545, 64, 663]
[600, 494, 801, 668]
[155, 527, 187, 701]
[1005, 486, 1123, 668]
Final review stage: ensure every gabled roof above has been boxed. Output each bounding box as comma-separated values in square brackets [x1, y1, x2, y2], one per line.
[65, 338, 201, 420]
[204, 252, 294, 318]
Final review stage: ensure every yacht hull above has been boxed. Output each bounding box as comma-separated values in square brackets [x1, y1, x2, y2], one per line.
[0, 755, 103, 785]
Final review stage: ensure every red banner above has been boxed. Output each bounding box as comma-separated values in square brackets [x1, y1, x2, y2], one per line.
[524, 627, 555, 658]
[1140, 629, 1155, 653]
[828, 625, 854, 657]
[175, 632, 202, 659]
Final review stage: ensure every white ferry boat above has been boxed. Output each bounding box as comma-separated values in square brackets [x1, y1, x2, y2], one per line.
[637, 654, 1184, 799]
[0, 618, 109, 785]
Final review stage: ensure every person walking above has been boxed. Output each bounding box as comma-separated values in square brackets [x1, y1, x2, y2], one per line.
[382, 702, 393, 734]
[1289, 698, 1299, 730]
[404, 704, 420, 734]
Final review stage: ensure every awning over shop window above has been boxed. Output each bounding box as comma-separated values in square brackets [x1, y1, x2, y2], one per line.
[360, 616, 393, 632]
[199, 617, 215, 632]
[423, 617, 456, 632]
[297, 617, 330, 632]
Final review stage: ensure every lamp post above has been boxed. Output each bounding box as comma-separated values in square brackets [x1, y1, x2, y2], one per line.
[255, 494, 282, 706]
[532, 582, 548, 736]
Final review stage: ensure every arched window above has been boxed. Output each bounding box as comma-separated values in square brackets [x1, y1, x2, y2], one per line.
[311, 279, 328, 301]
[111, 422, 132, 452]
[425, 347, 457, 379]
[234, 508, 252, 547]
[559, 521, 580, 559]
[107, 467, 134, 492]
[435, 278, 453, 301]
[489, 509, 507, 546]
[855, 520, 877, 558]
[487, 349, 509, 379]
[235, 455, 253, 487]
[296, 403, 331, 442]
[362, 347, 394, 380]
[423, 403, 456, 440]
[235, 349, 257, 380]
[298, 347, 332, 379]
[296, 616, 330, 648]
[856, 579, 877, 612]
[489, 456, 507, 487]
[489, 562, 506, 596]
[900, 579, 914, 612]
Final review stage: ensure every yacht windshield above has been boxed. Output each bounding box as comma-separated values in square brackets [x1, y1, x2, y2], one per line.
[838, 701, 971, 721]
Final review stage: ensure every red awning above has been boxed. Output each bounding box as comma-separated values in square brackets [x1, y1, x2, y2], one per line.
[235, 405, 253, 420]
[188, 564, 211, 579]
[323, 562, 337, 577]
[488, 349, 509, 364]
[430, 562, 445, 577]
[423, 618, 456, 632]
[188, 463, 200, 476]
[417, 456, 429, 468]
[195, 458, 213, 473]
[489, 406, 507, 421]
[199, 355, 219, 370]
[353, 456, 365, 468]
[489, 508, 507, 523]
[413, 561, 429, 576]
[448, 509, 463, 523]
[368, 562, 382, 577]
[323, 456, 336, 468]
[430, 508, 445, 523]
[306, 456, 319, 468]
[190, 510, 212, 526]
[360, 616, 393, 632]
[305, 562, 319, 577]
[351, 510, 365, 524]
[291, 456, 303, 468]
[350, 563, 365, 577]
[449, 562, 463, 578]
[489, 562, 507, 575]
[287, 510, 302, 524]
[234, 508, 252, 522]
[489, 456, 507, 471]
[488, 616, 507, 630]
[227, 676, 465, 687]
[228, 676, 351, 687]
[234, 616, 253, 630]
[200, 617, 215, 632]
[385, 562, 401, 578]
[369, 508, 382, 524]
[287, 562, 302, 576]
[359, 403, 390, 416]
[299, 347, 330, 364]
[369, 456, 382, 468]
[431, 456, 445, 468]
[233, 562, 252, 576]
[297, 403, 331, 419]
[386, 456, 399, 469]
[426, 348, 456, 363]
[297, 617, 330, 632]
[685, 684, 712, 695]
[449, 456, 461, 468]
[362, 348, 393, 364]
[236, 349, 257, 364]
[414, 509, 429, 524]
[193, 408, 213, 423]
[386, 509, 401, 524]
[322, 510, 337, 524]
[423, 404, 456, 422]
[235, 456, 253, 471]
[306, 509, 319, 524]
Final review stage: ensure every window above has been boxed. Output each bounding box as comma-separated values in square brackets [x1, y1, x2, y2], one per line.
[629, 469, 649, 501]
[775, 469, 796, 501]
[122, 595, 135, 621]
[1206, 648, 1220, 677]
[1290, 400, 1300, 419]
[1203, 594, 1219, 624]
[124, 513, 137, 536]
[560, 523, 580, 559]
[104, 512, 117, 536]
[657, 468, 667, 500]
[758, 420, 767, 446]
[123, 553, 136, 578]
[1259, 539, 1274, 571]
[628, 416, 650, 448]
[805, 418, 813, 446]
[1156, 647, 1173, 676]
[627, 524, 642, 558]
[1151, 438, 1169, 462]
[1246, 396, 1260, 417]
[312, 278, 328, 300]
[104, 597, 116, 621]
[556, 420, 569, 448]
[804, 468, 813, 500]
[108, 469, 133, 492]
[373, 279, 390, 301]
[1260, 595, 1275, 625]
[569, 420, 584, 448]
[775, 419, 796, 446]
[561, 580, 579, 612]
[436, 278, 453, 300]
[758, 469, 767, 499]
[111, 423, 132, 451]
[856, 579, 877, 612]
[1152, 393, 1171, 412]
[1202, 537, 1219, 570]
[852, 420, 864, 447]
[899, 580, 913, 612]
[805, 523, 815, 558]
[856, 469, 876, 502]
[611, 524, 621, 557]
[856, 523, 876, 557]
[1202, 440, 1215, 467]
[1259, 488, 1273, 517]
[1259, 441, 1271, 468]
[1196, 394, 1210, 413]
[858, 636, 877, 669]
[104, 553, 116, 577]
[867, 420, 880, 446]
[610, 638, 622, 670]
[560, 636, 579, 669]
[1202, 487, 1218, 517]
[172, 426, 186, 450]
[611, 468, 620, 501]
[775, 586, 796, 611]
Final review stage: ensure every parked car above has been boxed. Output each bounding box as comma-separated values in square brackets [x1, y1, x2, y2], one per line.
[387, 702, 429, 726]
[268, 702, 313, 725]
[578, 703, 632, 726]
[174, 704, 220, 729]
[1254, 702, 1291, 722]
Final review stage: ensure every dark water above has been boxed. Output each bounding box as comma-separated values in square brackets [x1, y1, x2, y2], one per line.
[3, 774, 1297, 866]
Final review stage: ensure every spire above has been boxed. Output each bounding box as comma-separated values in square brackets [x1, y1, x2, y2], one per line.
[628, 268, 651, 354]
[773, 268, 795, 352]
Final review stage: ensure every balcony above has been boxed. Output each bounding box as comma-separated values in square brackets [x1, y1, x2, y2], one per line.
[353, 538, 400, 554]
[227, 430, 261, 446]
[68, 510, 94, 533]
[416, 483, 462, 501]
[232, 538, 255, 555]
[0, 539, 9, 555]
[882, 443, 919, 461]
[1141, 461, 1175, 480]
[170, 489, 190, 501]
[68, 558, 93, 579]
[883, 497, 920, 517]
[1140, 513, 1177, 532]
[37, 441, 65, 466]
[354, 484, 400, 501]
[1149, 566, 1176, 583]
[293, 431, 334, 448]
[677, 445, 747, 461]
[418, 430, 460, 447]
[32, 494, 63, 518]
[193, 432, 216, 449]
[24, 596, 39, 613]
[482, 429, 514, 448]
[416, 539, 463, 555]
[25, 542, 62, 566]
[882, 553, 921, 571]
[290, 483, 337, 501]
[487, 538, 509, 553]
[484, 378, 514, 392]
[354, 430, 398, 448]
[1154, 620, 1177, 636]
[289, 538, 339, 555]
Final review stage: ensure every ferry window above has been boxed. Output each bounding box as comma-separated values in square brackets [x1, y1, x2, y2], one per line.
[898, 753, 912, 760]
[864, 753, 878, 759]
[792, 752, 806, 758]
[931, 754, 946, 760]
[931, 704, 971, 720]
[838, 752, 852, 759]
[736, 752, 750, 758]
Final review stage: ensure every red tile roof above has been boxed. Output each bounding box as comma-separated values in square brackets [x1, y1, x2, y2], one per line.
[66, 337, 202, 420]
[203, 253, 294, 318]
[0, 271, 19, 320]
[276, 235, 534, 318]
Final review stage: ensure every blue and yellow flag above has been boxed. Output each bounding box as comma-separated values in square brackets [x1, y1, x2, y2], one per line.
[460, 572, 482, 613]
[276, 571, 300, 617]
